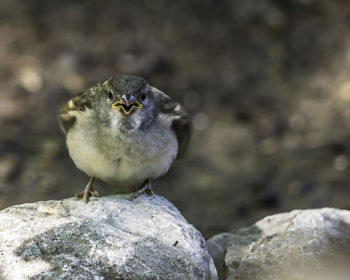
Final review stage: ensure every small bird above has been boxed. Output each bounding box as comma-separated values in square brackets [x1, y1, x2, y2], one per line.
[59, 75, 191, 202]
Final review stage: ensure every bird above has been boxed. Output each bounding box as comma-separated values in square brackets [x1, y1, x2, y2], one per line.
[59, 74, 191, 202]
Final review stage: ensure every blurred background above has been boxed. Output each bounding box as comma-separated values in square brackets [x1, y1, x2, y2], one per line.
[1, 0, 350, 239]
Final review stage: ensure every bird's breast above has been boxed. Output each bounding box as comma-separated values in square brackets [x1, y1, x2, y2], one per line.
[66, 113, 178, 189]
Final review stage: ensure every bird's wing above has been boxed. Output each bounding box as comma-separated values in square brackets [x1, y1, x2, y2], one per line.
[58, 90, 93, 134]
[154, 88, 191, 159]
[172, 111, 191, 159]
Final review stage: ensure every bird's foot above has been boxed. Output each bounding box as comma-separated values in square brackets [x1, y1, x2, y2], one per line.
[75, 190, 99, 203]
[132, 180, 154, 199]
[75, 177, 98, 203]
[145, 185, 154, 196]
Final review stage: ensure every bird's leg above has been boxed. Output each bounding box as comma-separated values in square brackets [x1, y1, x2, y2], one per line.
[75, 177, 99, 203]
[145, 180, 154, 196]
[133, 179, 154, 199]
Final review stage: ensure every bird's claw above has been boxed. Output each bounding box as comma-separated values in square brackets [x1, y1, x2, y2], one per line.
[132, 181, 154, 200]
[75, 190, 99, 203]
[75, 177, 99, 203]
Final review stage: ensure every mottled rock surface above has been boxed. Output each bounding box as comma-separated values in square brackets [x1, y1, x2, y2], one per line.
[0, 194, 217, 280]
[207, 208, 350, 280]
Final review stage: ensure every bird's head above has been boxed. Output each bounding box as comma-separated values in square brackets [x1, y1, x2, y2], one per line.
[95, 75, 157, 132]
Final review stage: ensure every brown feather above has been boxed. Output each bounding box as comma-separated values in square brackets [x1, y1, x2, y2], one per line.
[172, 116, 191, 159]
[58, 90, 93, 134]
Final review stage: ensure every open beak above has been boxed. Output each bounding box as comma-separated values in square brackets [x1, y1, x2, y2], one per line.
[112, 95, 142, 116]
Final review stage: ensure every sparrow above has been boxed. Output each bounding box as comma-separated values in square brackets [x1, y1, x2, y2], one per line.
[59, 75, 191, 202]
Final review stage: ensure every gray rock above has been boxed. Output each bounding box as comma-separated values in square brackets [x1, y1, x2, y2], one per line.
[207, 208, 350, 280]
[0, 194, 217, 280]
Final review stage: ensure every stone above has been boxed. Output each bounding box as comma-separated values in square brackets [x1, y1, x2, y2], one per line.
[0, 194, 217, 280]
[207, 208, 350, 280]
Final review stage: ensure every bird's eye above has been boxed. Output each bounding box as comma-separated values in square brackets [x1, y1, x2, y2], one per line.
[108, 91, 113, 100]
[140, 91, 147, 101]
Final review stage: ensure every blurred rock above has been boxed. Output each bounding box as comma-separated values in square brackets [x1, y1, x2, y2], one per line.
[207, 208, 350, 280]
[0, 194, 217, 280]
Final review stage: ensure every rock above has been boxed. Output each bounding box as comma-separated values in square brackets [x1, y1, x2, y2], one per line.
[207, 208, 350, 280]
[0, 194, 217, 280]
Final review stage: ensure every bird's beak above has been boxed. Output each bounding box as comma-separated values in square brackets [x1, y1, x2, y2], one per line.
[112, 94, 142, 115]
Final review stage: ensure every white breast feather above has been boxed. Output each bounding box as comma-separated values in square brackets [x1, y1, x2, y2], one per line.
[66, 109, 178, 189]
